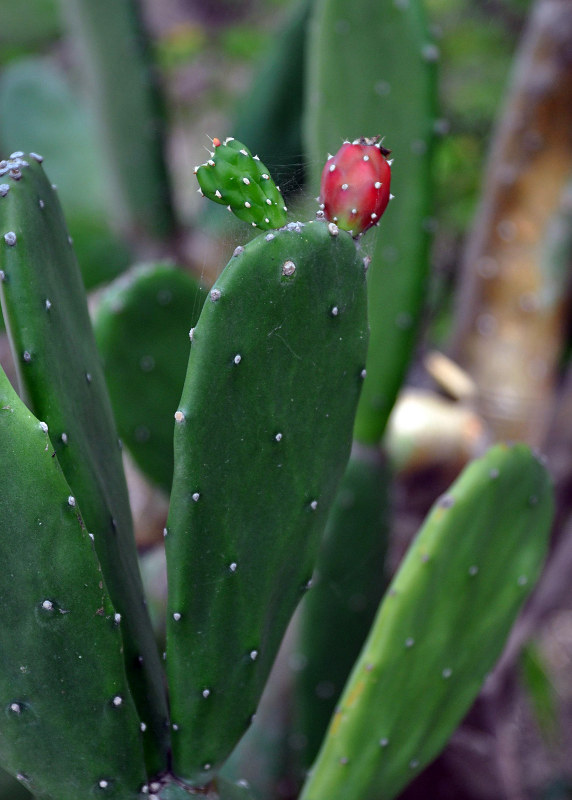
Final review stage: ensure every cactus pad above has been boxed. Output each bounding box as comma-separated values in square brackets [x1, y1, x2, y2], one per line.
[165, 219, 368, 783]
[305, 0, 437, 443]
[195, 138, 288, 230]
[300, 443, 554, 800]
[295, 445, 391, 767]
[0, 366, 147, 800]
[95, 262, 207, 493]
[0, 153, 168, 773]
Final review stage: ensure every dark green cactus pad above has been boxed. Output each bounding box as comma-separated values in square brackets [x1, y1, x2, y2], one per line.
[195, 138, 288, 230]
[94, 262, 207, 494]
[295, 444, 391, 768]
[0, 366, 147, 800]
[0, 154, 168, 774]
[0, 764, 32, 799]
[305, 0, 437, 443]
[300, 443, 554, 800]
[165, 220, 368, 783]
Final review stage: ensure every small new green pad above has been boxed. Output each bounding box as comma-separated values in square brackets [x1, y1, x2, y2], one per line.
[165, 220, 368, 783]
[195, 137, 288, 230]
[300, 443, 553, 800]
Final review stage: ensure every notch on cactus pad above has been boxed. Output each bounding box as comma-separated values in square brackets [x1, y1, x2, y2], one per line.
[195, 137, 288, 230]
[319, 137, 392, 237]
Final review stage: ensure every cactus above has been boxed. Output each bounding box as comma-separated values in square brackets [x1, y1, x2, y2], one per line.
[0, 364, 147, 800]
[232, 0, 314, 193]
[0, 58, 131, 289]
[58, 0, 175, 244]
[0, 146, 372, 796]
[294, 444, 391, 768]
[299, 443, 553, 800]
[0, 153, 169, 774]
[195, 138, 288, 231]
[305, 0, 437, 443]
[165, 219, 368, 784]
[0, 0, 565, 792]
[94, 262, 207, 494]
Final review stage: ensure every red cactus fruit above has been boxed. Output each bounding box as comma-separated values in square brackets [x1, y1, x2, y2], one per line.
[319, 137, 392, 236]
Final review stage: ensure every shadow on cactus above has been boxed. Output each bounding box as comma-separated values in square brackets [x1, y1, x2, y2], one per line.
[0, 145, 555, 800]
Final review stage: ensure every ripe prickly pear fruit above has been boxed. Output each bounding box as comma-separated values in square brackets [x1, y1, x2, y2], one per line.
[319, 137, 392, 236]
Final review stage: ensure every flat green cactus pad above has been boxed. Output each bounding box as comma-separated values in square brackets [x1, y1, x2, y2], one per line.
[0, 366, 147, 800]
[0, 153, 168, 774]
[305, 0, 437, 443]
[295, 445, 391, 767]
[300, 443, 554, 800]
[165, 219, 368, 783]
[95, 262, 207, 494]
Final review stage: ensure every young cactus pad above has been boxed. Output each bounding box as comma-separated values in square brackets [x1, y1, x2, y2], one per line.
[0, 153, 168, 773]
[0, 366, 147, 800]
[195, 137, 288, 230]
[165, 219, 368, 784]
[300, 443, 554, 800]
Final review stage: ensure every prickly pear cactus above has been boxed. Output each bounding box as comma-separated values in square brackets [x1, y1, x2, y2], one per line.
[295, 444, 391, 768]
[232, 0, 314, 193]
[300, 443, 554, 800]
[0, 153, 168, 773]
[59, 0, 176, 241]
[305, 0, 437, 442]
[195, 137, 288, 230]
[0, 365, 147, 800]
[165, 219, 369, 784]
[94, 262, 207, 494]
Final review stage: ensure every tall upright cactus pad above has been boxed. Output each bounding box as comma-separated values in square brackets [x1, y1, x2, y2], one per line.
[300, 443, 554, 800]
[305, 0, 437, 443]
[58, 0, 175, 242]
[295, 445, 391, 768]
[195, 138, 288, 230]
[94, 262, 207, 494]
[232, 0, 314, 193]
[165, 220, 368, 784]
[0, 154, 168, 774]
[0, 366, 147, 800]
